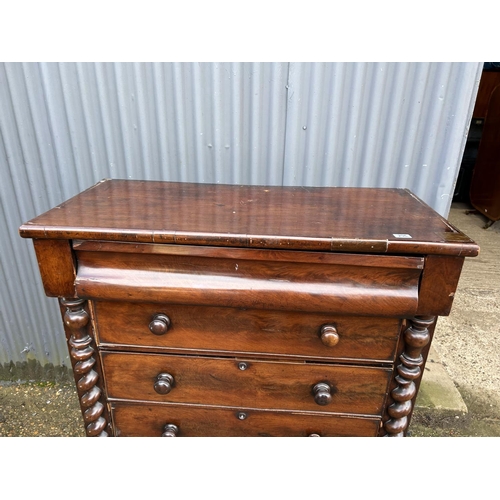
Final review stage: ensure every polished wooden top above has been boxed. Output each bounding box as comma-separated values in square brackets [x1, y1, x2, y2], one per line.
[20, 179, 479, 256]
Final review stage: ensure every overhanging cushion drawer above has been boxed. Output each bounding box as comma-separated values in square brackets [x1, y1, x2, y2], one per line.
[74, 243, 423, 316]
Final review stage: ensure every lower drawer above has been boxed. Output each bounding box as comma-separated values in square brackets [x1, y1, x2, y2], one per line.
[102, 352, 391, 416]
[111, 402, 381, 437]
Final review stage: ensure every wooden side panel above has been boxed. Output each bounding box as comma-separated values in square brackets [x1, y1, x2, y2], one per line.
[32, 239, 77, 297]
[112, 402, 381, 437]
[417, 255, 464, 316]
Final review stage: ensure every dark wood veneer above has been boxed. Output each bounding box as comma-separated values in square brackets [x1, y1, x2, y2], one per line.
[32, 239, 77, 298]
[102, 351, 391, 416]
[112, 402, 381, 437]
[20, 180, 479, 256]
[94, 300, 401, 363]
[74, 249, 422, 316]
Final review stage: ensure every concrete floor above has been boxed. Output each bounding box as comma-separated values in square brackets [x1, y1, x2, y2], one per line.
[429, 205, 499, 396]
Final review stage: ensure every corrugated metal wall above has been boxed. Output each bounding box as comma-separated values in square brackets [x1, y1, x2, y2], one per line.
[0, 62, 481, 371]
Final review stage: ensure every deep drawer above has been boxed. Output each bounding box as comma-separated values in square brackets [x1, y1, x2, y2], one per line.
[101, 352, 391, 416]
[111, 402, 381, 437]
[94, 301, 401, 363]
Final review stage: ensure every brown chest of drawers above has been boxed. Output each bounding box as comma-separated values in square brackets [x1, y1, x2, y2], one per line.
[19, 180, 479, 437]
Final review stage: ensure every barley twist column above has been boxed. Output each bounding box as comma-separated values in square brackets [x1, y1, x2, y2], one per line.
[60, 298, 108, 437]
[384, 316, 435, 437]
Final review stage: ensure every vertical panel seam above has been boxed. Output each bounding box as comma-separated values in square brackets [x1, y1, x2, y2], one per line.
[281, 62, 291, 186]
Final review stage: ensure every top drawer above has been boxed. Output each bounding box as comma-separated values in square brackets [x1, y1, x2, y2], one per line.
[74, 242, 423, 317]
[93, 301, 401, 363]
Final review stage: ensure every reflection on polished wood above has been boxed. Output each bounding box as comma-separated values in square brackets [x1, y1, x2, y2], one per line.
[59, 298, 108, 437]
[102, 351, 391, 415]
[112, 403, 381, 437]
[20, 180, 479, 256]
[94, 301, 402, 363]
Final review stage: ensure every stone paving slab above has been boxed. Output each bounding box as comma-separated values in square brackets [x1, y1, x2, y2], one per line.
[416, 345, 467, 412]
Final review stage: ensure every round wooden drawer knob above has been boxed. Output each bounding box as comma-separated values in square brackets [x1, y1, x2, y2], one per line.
[154, 373, 175, 394]
[320, 324, 339, 347]
[149, 314, 171, 335]
[162, 424, 179, 437]
[313, 382, 332, 406]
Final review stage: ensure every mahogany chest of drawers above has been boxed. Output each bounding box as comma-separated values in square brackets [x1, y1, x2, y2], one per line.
[19, 180, 479, 437]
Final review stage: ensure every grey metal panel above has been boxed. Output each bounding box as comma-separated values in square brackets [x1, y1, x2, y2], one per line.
[0, 62, 481, 368]
[282, 62, 482, 215]
[0, 63, 69, 368]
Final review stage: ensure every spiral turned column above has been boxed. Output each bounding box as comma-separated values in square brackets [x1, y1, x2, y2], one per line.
[60, 298, 108, 437]
[384, 316, 435, 437]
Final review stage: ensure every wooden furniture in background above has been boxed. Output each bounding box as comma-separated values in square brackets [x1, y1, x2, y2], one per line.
[470, 83, 500, 222]
[455, 69, 500, 204]
[19, 180, 479, 437]
[472, 71, 500, 119]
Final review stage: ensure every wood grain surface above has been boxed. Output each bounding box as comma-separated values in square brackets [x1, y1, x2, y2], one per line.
[94, 300, 401, 363]
[20, 180, 479, 256]
[75, 248, 422, 316]
[111, 402, 381, 437]
[101, 352, 391, 416]
[417, 255, 465, 315]
[32, 239, 77, 297]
